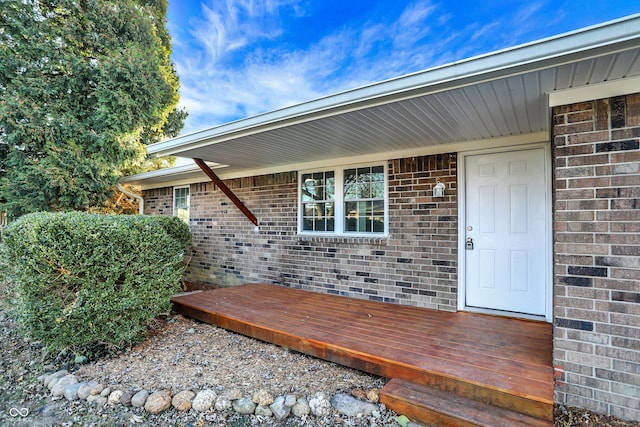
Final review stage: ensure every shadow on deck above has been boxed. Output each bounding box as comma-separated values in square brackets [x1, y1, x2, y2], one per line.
[171, 283, 553, 426]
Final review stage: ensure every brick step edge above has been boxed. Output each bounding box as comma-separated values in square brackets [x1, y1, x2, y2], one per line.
[380, 378, 552, 427]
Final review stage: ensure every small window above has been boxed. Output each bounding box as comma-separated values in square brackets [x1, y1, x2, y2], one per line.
[299, 164, 386, 235]
[344, 166, 385, 233]
[173, 186, 190, 223]
[301, 171, 335, 232]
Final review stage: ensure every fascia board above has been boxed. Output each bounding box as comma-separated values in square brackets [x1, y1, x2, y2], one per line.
[549, 75, 640, 106]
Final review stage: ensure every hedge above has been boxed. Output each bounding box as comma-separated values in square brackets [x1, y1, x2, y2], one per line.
[1, 212, 191, 359]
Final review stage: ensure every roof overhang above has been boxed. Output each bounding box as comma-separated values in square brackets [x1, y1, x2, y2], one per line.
[127, 14, 640, 188]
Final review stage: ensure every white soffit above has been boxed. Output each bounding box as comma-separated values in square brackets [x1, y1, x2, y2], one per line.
[125, 131, 548, 189]
[144, 14, 640, 174]
[121, 162, 224, 187]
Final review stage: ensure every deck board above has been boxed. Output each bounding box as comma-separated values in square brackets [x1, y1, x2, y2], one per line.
[171, 283, 553, 410]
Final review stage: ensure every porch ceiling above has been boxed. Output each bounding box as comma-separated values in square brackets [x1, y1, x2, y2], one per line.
[142, 15, 640, 180]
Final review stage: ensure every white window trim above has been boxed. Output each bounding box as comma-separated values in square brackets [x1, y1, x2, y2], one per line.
[298, 162, 389, 237]
[173, 185, 190, 221]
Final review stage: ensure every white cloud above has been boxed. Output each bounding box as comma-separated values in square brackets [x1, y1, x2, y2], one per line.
[170, 0, 561, 135]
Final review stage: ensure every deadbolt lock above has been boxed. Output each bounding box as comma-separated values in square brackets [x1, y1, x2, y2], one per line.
[466, 238, 474, 250]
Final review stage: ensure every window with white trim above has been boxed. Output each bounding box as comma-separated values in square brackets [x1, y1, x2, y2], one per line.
[173, 186, 190, 223]
[299, 164, 387, 235]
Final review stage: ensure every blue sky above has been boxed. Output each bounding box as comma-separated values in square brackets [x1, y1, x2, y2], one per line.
[166, 1, 640, 136]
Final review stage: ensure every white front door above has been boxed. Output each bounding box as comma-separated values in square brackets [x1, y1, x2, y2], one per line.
[464, 148, 548, 316]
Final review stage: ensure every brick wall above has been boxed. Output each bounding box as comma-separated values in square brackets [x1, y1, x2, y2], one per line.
[553, 93, 640, 420]
[144, 153, 458, 310]
[143, 187, 173, 215]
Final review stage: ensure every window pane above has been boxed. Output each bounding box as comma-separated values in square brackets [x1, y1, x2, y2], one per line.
[301, 173, 314, 201]
[174, 187, 189, 223]
[303, 218, 313, 231]
[326, 173, 335, 199]
[176, 208, 188, 222]
[371, 181, 384, 198]
[344, 193, 384, 233]
[326, 217, 335, 231]
[344, 166, 385, 200]
[303, 203, 313, 217]
[325, 202, 335, 231]
[344, 169, 357, 199]
[345, 201, 357, 231]
[372, 200, 384, 232]
[325, 202, 334, 218]
[302, 201, 334, 232]
[302, 171, 335, 203]
[359, 201, 371, 232]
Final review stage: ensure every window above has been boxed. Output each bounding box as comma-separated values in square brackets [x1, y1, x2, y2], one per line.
[173, 186, 190, 223]
[301, 171, 335, 232]
[299, 164, 387, 235]
[344, 166, 385, 233]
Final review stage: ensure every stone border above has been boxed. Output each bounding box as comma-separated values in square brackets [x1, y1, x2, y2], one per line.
[40, 370, 384, 422]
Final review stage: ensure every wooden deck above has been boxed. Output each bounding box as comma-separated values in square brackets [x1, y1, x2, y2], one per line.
[171, 284, 553, 426]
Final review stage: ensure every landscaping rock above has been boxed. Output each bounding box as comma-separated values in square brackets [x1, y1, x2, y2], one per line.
[284, 394, 297, 407]
[120, 390, 135, 406]
[172, 390, 195, 412]
[214, 395, 232, 411]
[351, 388, 367, 400]
[77, 381, 98, 400]
[86, 394, 101, 403]
[224, 388, 243, 400]
[131, 390, 149, 408]
[100, 387, 111, 397]
[255, 404, 273, 417]
[232, 397, 256, 415]
[51, 375, 78, 397]
[367, 388, 380, 403]
[37, 372, 52, 383]
[331, 393, 378, 417]
[108, 390, 124, 404]
[252, 389, 274, 406]
[90, 383, 105, 396]
[192, 389, 217, 412]
[270, 395, 291, 420]
[44, 370, 68, 389]
[64, 383, 82, 401]
[309, 392, 331, 417]
[292, 397, 311, 417]
[95, 396, 108, 406]
[145, 390, 172, 414]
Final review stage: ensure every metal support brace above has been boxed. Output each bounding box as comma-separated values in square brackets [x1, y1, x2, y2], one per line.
[193, 158, 259, 227]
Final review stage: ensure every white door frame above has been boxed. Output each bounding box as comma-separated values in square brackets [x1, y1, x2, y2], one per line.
[457, 142, 553, 322]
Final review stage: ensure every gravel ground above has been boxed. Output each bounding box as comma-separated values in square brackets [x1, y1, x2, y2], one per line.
[75, 314, 385, 398]
[0, 305, 394, 426]
[1, 285, 639, 426]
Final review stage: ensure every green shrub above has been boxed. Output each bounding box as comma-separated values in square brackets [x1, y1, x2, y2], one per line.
[1, 212, 191, 359]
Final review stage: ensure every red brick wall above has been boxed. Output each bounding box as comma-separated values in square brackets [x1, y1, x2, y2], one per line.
[144, 154, 458, 310]
[552, 93, 640, 420]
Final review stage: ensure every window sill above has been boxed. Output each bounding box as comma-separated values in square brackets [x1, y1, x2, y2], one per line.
[296, 234, 390, 245]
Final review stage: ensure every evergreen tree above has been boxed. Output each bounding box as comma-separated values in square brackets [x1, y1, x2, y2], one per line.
[0, 0, 185, 218]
